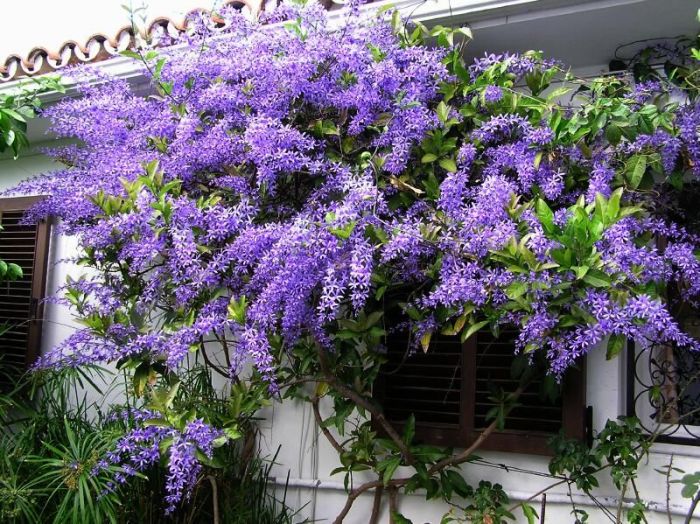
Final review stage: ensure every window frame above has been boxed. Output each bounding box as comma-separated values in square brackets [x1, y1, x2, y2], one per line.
[0, 196, 51, 372]
[375, 332, 587, 456]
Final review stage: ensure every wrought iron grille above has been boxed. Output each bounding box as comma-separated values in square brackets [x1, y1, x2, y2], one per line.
[627, 338, 700, 445]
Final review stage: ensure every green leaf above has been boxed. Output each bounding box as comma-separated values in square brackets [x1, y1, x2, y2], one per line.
[212, 435, 228, 448]
[594, 192, 608, 222]
[2, 108, 26, 122]
[133, 363, 151, 397]
[505, 281, 527, 300]
[227, 295, 248, 324]
[436, 101, 449, 124]
[682, 482, 698, 498]
[421, 153, 437, 163]
[533, 151, 543, 169]
[330, 220, 357, 240]
[4, 129, 15, 147]
[461, 320, 489, 342]
[625, 155, 647, 189]
[143, 418, 170, 428]
[582, 269, 611, 288]
[546, 86, 572, 101]
[119, 50, 142, 60]
[607, 188, 622, 222]
[196, 450, 223, 468]
[573, 265, 590, 279]
[439, 157, 457, 173]
[522, 503, 539, 524]
[420, 330, 432, 353]
[605, 124, 622, 145]
[223, 426, 242, 440]
[444, 470, 470, 497]
[391, 512, 413, 524]
[382, 456, 401, 485]
[606, 334, 625, 360]
[158, 436, 174, 454]
[535, 198, 555, 233]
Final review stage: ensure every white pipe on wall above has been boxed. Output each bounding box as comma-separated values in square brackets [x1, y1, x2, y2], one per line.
[270, 477, 694, 518]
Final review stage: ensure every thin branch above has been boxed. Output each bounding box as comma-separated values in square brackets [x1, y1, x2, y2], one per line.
[311, 395, 345, 456]
[427, 386, 525, 475]
[315, 342, 414, 466]
[665, 456, 674, 524]
[213, 332, 232, 371]
[206, 475, 220, 524]
[684, 490, 700, 524]
[540, 493, 547, 524]
[369, 485, 384, 524]
[388, 487, 399, 523]
[616, 480, 629, 523]
[199, 338, 229, 378]
[630, 479, 649, 524]
[332, 415, 505, 524]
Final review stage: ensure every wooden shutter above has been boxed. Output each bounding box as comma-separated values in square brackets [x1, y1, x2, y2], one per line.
[377, 328, 586, 455]
[0, 196, 50, 385]
[376, 331, 466, 447]
[465, 329, 586, 454]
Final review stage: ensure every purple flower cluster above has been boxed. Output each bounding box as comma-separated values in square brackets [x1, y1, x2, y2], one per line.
[15, 2, 447, 378]
[98, 418, 222, 513]
[8, 0, 700, 477]
[468, 52, 558, 81]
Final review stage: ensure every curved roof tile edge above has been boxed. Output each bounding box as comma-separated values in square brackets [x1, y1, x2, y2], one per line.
[0, 0, 264, 83]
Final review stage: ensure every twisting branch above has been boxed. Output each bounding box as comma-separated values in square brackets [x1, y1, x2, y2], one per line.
[332, 480, 384, 523]
[198, 337, 230, 378]
[206, 475, 220, 524]
[425, 384, 526, 475]
[311, 394, 345, 455]
[684, 491, 700, 524]
[332, 409, 509, 524]
[213, 332, 232, 371]
[369, 485, 384, 524]
[388, 486, 399, 523]
[329, 381, 528, 524]
[315, 342, 415, 466]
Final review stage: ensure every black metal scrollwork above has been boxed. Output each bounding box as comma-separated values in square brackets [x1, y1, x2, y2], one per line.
[627, 339, 700, 445]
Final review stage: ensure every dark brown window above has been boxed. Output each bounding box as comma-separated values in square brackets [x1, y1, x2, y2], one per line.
[0, 197, 51, 386]
[376, 328, 586, 455]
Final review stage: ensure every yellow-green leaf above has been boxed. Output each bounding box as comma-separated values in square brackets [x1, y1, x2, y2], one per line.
[439, 158, 457, 173]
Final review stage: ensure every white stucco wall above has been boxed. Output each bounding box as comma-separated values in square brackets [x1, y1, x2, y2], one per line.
[257, 352, 700, 523]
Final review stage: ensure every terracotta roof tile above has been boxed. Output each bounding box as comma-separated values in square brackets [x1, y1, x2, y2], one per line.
[0, 0, 263, 83]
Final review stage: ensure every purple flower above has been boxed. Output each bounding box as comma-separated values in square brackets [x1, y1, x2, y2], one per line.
[483, 85, 503, 104]
[98, 418, 222, 514]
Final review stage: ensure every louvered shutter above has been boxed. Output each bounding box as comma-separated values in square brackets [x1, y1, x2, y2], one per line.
[377, 331, 466, 447]
[377, 327, 586, 455]
[0, 197, 50, 386]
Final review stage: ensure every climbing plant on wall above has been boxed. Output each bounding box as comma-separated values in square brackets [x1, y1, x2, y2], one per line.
[10, 1, 700, 521]
[0, 76, 63, 159]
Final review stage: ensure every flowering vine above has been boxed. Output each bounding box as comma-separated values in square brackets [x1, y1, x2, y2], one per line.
[9, 0, 700, 520]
